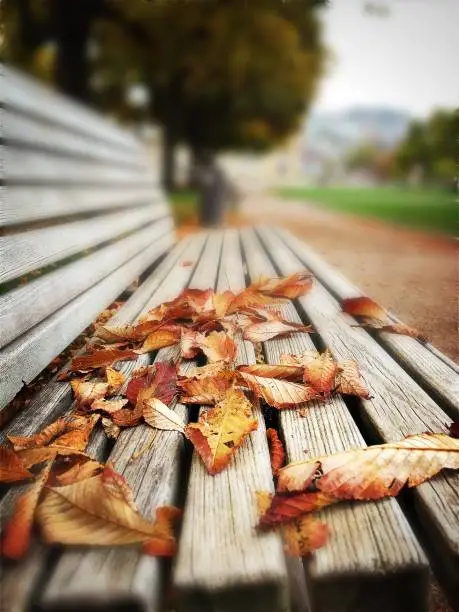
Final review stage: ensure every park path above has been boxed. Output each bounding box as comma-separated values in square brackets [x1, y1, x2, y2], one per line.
[240, 193, 458, 362]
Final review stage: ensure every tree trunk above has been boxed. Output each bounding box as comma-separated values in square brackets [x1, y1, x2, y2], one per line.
[161, 125, 177, 193]
[51, 0, 94, 102]
[195, 153, 226, 228]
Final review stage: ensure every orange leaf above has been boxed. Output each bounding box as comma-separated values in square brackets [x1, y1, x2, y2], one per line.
[111, 402, 144, 427]
[258, 490, 335, 527]
[105, 367, 126, 393]
[277, 433, 459, 501]
[227, 288, 279, 315]
[8, 419, 68, 451]
[379, 323, 427, 342]
[18, 447, 87, 469]
[213, 290, 235, 318]
[70, 348, 137, 373]
[142, 506, 182, 557]
[179, 371, 235, 404]
[279, 351, 318, 367]
[238, 372, 318, 409]
[302, 350, 339, 395]
[125, 362, 178, 406]
[91, 398, 129, 414]
[237, 364, 304, 381]
[243, 319, 312, 343]
[1, 460, 53, 559]
[135, 325, 181, 354]
[52, 415, 100, 451]
[102, 417, 121, 440]
[56, 460, 104, 486]
[95, 325, 144, 343]
[185, 387, 258, 474]
[250, 273, 313, 299]
[71, 380, 109, 409]
[342, 296, 390, 323]
[335, 360, 371, 399]
[180, 329, 201, 359]
[199, 331, 237, 364]
[143, 398, 186, 433]
[101, 466, 138, 511]
[266, 428, 285, 475]
[0, 446, 33, 483]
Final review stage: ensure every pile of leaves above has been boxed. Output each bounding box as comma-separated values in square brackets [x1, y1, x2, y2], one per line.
[1, 272, 454, 564]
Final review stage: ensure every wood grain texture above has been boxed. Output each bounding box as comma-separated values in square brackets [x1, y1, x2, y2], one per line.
[241, 228, 429, 612]
[0, 237, 174, 411]
[1, 186, 166, 227]
[0, 204, 167, 284]
[174, 230, 289, 612]
[258, 227, 459, 604]
[2, 64, 140, 152]
[0, 220, 173, 348]
[41, 233, 213, 612]
[274, 228, 459, 419]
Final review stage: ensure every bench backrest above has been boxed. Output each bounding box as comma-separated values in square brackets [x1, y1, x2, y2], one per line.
[0, 64, 175, 412]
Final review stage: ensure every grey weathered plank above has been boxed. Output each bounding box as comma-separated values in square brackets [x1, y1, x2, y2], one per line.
[0, 204, 168, 284]
[258, 227, 459, 603]
[174, 230, 289, 612]
[0, 236, 174, 411]
[40, 233, 215, 612]
[3, 145, 156, 184]
[241, 228, 429, 612]
[274, 228, 459, 419]
[0, 219, 173, 348]
[2, 64, 140, 152]
[4, 107, 148, 168]
[1, 186, 165, 227]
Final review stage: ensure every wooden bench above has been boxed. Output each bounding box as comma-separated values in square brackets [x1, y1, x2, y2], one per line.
[1, 66, 458, 612]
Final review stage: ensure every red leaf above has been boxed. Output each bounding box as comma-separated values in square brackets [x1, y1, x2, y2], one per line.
[258, 491, 335, 528]
[0, 446, 33, 483]
[266, 428, 285, 476]
[126, 362, 178, 407]
[70, 349, 137, 373]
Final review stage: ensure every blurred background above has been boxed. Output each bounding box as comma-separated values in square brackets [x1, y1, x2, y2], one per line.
[1, 0, 457, 359]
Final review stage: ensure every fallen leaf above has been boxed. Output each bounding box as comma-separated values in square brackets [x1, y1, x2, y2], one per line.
[101, 466, 138, 511]
[303, 350, 339, 396]
[18, 447, 86, 469]
[342, 296, 390, 323]
[143, 398, 186, 433]
[126, 362, 178, 407]
[8, 419, 68, 451]
[142, 506, 182, 556]
[185, 387, 258, 474]
[266, 428, 285, 476]
[199, 331, 237, 364]
[37, 467, 180, 555]
[1, 460, 53, 559]
[102, 418, 121, 439]
[251, 273, 313, 300]
[243, 319, 312, 343]
[237, 364, 304, 382]
[105, 367, 126, 393]
[213, 291, 235, 319]
[335, 360, 371, 399]
[95, 325, 143, 343]
[71, 380, 109, 409]
[56, 460, 104, 486]
[181, 260, 194, 268]
[379, 323, 428, 342]
[227, 288, 278, 315]
[70, 349, 137, 373]
[179, 371, 235, 404]
[238, 372, 318, 409]
[258, 490, 335, 527]
[135, 325, 182, 354]
[180, 329, 202, 359]
[52, 415, 100, 451]
[91, 398, 129, 414]
[0, 446, 33, 483]
[111, 401, 144, 427]
[280, 351, 318, 367]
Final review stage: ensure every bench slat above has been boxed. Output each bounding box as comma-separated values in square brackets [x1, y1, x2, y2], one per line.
[0, 204, 167, 284]
[174, 230, 289, 612]
[241, 228, 429, 612]
[2, 64, 140, 152]
[1, 186, 165, 227]
[274, 228, 459, 418]
[258, 227, 459, 603]
[3, 145, 156, 185]
[40, 233, 214, 612]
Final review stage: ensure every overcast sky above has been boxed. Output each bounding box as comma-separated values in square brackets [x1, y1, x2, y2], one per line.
[314, 0, 459, 116]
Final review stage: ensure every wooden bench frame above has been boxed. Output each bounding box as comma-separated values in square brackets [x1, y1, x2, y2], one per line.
[1, 66, 458, 612]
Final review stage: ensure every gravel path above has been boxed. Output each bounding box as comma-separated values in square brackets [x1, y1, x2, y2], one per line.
[241, 193, 458, 362]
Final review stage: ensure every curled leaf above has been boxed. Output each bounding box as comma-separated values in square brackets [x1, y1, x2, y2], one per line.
[52, 415, 100, 451]
[105, 367, 126, 393]
[335, 360, 371, 399]
[237, 364, 304, 382]
[266, 428, 285, 476]
[251, 273, 313, 299]
[56, 459, 104, 486]
[102, 417, 121, 440]
[302, 349, 338, 396]
[342, 296, 390, 323]
[0, 446, 33, 483]
[91, 398, 129, 414]
[258, 490, 335, 527]
[238, 372, 318, 410]
[8, 419, 68, 451]
[135, 325, 182, 354]
[71, 380, 109, 409]
[70, 349, 136, 373]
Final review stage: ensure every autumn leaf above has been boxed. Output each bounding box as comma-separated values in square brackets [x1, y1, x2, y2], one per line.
[243, 318, 312, 343]
[56, 460, 105, 486]
[37, 467, 180, 555]
[378, 323, 428, 342]
[342, 296, 390, 323]
[105, 367, 126, 393]
[101, 466, 138, 511]
[250, 273, 313, 300]
[135, 325, 182, 354]
[237, 364, 304, 382]
[8, 419, 68, 451]
[335, 360, 371, 399]
[277, 433, 459, 501]
[18, 447, 87, 469]
[91, 398, 129, 414]
[111, 401, 143, 427]
[1, 460, 53, 559]
[279, 351, 318, 367]
[213, 290, 235, 319]
[179, 371, 235, 405]
[185, 387, 258, 474]
[102, 417, 121, 440]
[266, 429, 285, 476]
[95, 325, 144, 343]
[143, 398, 186, 433]
[258, 490, 336, 527]
[126, 362, 178, 406]
[142, 506, 182, 556]
[0, 446, 33, 483]
[226, 288, 279, 315]
[180, 329, 201, 359]
[302, 350, 339, 396]
[70, 348, 137, 373]
[199, 331, 237, 364]
[71, 380, 109, 409]
[51, 415, 100, 451]
[238, 372, 318, 409]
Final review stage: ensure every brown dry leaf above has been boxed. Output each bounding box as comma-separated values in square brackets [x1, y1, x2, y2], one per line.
[135, 325, 182, 354]
[95, 325, 143, 343]
[186, 362, 228, 379]
[0, 446, 33, 483]
[213, 290, 235, 319]
[227, 288, 279, 315]
[52, 415, 100, 451]
[142, 506, 182, 556]
[277, 433, 459, 500]
[237, 364, 304, 382]
[101, 466, 138, 511]
[105, 367, 126, 393]
[91, 398, 129, 414]
[180, 329, 201, 359]
[243, 319, 312, 343]
[258, 490, 336, 527]
[143, 398, 185, 433]
[335, 360, 371, 399]
[70, 348, 137, 373]
[185, 387, 258, 474]
[199, 331, 237, 364]
[37, 467, 180, 555]
[71, 380, 109, 409]
[8, 419, 68, 451]
[303, 350, 339, 396]
[379, 323, 428, 342]
[56, 459, 104, 486]
[0, 460, 53, 559]
[341, 296, 390, 323]
[251, 273, 313, 300]
[126, 362, 178, 407]
[238, 372, 318, 410]
[111, 402, 143, 428]
[179, 371, 235, 405]
[266, 428, 285, 476]
[102, 417, 121, 440]
[280, 351, 318, 367]
[18, 447, 87, 469]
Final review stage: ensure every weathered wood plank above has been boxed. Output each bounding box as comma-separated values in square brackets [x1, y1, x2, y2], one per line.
[174, 230, 289, 612]
[0, 236, 174, 411]
[0, 204, 168, 284]
[0, 220, 173, 348]
[4, 107, 148, 168]
[40, 233, 215, 612]
[2, 64, 140, 152]
[3, 145, 156, 185]
[274, 228, 459, 419]
[258, 227, 459, 604]
[241, 228, 429, 612]
[1, 186, 165, 227]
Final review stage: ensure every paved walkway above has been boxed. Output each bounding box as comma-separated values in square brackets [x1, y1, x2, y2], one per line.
[240, 193, 458, 362]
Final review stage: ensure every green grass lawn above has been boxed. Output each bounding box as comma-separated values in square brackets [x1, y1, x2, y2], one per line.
[276, 186, 457, 235]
